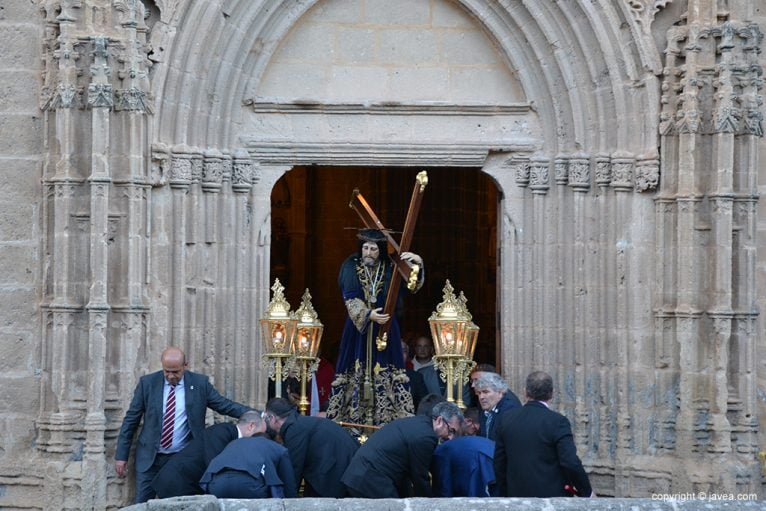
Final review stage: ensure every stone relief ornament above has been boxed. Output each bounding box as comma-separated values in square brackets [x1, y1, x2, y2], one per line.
[554, 156, 569, 185]
[114, 87, 150, 112]
[675, 75, 704, 134]
[595, 155, 611, 187]
[568, 155, 590, 191]
[203, 150, 225, 190]
[169, 154, 192, 184]
[529, 157, 550, 194]
[510, 158, 530, 187]
[611, 153, 635, 191]
[634, 157, 660, 192]
[625, 0, 674, 34]
[191, 153, 204, 183]
[46, 84, 78, 110]
[88, 83, 114, 108]
[232, 150, 254, 192]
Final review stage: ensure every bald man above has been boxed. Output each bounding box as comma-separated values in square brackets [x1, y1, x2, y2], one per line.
[115, 347, 250, 503]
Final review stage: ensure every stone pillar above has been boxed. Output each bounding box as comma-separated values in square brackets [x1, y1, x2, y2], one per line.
[169, 146, 191, 350]
[610, 152, 635, 473]
[252, 163, 292, 408]
[655, 3, 763, 493]
[569, 153, 591, 453]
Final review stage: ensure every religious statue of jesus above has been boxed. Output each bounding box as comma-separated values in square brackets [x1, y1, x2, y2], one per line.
[326, 228, 425, 426]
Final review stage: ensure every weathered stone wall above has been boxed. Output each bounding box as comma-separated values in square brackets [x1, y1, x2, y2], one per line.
[0, 0, 44, 501]
[123, 495, 766, 511]
[0, 1, 763, 509]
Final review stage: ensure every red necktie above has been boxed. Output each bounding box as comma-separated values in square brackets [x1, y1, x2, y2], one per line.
[160, 385, 176, 450]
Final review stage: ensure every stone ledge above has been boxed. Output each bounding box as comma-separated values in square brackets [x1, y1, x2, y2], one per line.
[123, 496, 766, 511]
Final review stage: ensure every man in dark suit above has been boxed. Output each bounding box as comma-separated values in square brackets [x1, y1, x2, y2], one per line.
[264, 397, 359, 497]
[341, 401, 463, 498]
[402, 341, 428, 410]
[150, 410, 262, 498]
[115, 347, 250, 503]
[494, 371, 594, 498]
[200, 415, 297, 499]
[474, 371, 522, 440]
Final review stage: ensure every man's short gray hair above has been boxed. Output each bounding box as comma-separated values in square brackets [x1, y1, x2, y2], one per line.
[431, 401, 463, 424]
[473, 372, 509, 393]
[238, 410, 262, 426]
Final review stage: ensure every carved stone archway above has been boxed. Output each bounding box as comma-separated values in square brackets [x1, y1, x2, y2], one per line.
[22, 0, 764, 508]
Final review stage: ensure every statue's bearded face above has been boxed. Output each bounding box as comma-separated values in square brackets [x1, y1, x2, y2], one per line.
[361, 241, 380, 267]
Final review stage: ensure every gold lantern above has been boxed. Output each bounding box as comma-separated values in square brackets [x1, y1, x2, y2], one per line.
[260, 279, 298, 398]
[428, 281, 479, 408]
[292, 289, 324, 415]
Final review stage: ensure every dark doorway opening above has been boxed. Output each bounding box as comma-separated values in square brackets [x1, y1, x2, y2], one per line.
[270, 166, 498, 366]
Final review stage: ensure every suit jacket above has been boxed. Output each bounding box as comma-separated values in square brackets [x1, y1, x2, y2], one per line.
[200, 435, 297, 498]
[151, 422, 238, 498]
[405, 368, 429, 410]
[279, 411, 359, 497]
[341, 415, 438, 498]
[418, 365, 470, 403]
[115, 370, 249, 473]
[494, 401, 592, 497]
[431, 436, 495, 497]
[479, 391, 522, 440]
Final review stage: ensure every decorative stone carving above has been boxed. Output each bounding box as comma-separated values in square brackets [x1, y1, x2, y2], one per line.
[594, 155, 611, 187]
[88, 83, 114, 108]
[151, 144, 169, 187]
[232, 149, 254, 193]
[87, 37, 113, 108]
[221, 153, 233, 182]
[710, 199, 734, 213]
[114, 87, 149, 112]
[169, 147, 193, 188]
[510, 157, 530, 187]
[528, 156, 549, 194]
[55, 0, 83, 22]
[202, 149, 225, 192]
[46, 84, 78, 110]
[190, 151, 204, 184]
[713, 54, 740, 135]
[554, 155, 568, 185]
[675, 74, 703, 134]
[611, 152, 635, 191]
[624, 0, 674, 34]
[634, 155, 660, 192]
[568, 154, 590, 192]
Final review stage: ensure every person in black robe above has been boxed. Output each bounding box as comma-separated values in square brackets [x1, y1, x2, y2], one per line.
[264, 398, 359, 497]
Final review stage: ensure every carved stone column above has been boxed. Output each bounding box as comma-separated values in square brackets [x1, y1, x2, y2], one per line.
[655, 4, 763, 492]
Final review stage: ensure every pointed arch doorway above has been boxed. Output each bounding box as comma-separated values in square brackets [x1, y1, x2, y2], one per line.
[270, 165, 499, 368]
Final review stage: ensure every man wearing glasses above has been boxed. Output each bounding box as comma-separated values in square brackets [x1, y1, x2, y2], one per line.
[341, 401, 463, 498]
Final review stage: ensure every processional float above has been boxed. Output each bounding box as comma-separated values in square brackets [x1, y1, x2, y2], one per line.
[259, 172, 480, 433]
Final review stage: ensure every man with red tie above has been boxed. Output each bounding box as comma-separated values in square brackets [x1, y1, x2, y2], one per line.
[115, 347, 250, 503]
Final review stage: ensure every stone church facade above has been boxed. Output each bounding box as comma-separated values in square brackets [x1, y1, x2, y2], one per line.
[0, 0, 764, 508]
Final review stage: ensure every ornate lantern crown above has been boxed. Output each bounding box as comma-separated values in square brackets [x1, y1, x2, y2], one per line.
[260, 279, 297, 356]
[293, 289, 324, 359]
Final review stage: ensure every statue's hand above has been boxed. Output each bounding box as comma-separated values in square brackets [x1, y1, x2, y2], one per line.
[369, 308, 390, 325]
[400, 251, 422, 266]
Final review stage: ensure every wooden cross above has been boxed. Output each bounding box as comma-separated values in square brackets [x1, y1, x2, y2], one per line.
[349, 171, 428, 350]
